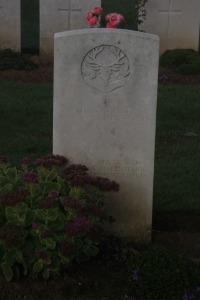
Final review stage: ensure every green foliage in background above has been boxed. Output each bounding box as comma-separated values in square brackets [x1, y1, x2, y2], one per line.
[0, 49, 38, 71]
[160, 49, 200, 75]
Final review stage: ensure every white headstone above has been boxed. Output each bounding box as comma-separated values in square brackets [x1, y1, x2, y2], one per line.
[53, 29, 159, 246]
[140, 0, 200, 53]
[0, 0, 21, 51]
[40, 0, 101, 58]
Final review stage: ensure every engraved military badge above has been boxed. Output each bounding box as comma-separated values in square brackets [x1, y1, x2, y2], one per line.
[81, 45, 130, 93]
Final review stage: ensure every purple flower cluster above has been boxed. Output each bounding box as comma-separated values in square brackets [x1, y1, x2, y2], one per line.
[23, 172, 39, 184]
[32, 223, 40, 230]
[90, 204, 105, 218]
[64, 164, 89, 175]
[62, 197, 85, 212]
[66, 174, 92, 187]
[1, 190, 28, 206]
[50, 190, 59, 198]
[65, 216, 91, 236]
[132, 268, 140, 281]
[39, 196, 56, 209]
[58, 240, 74, 256]
[35, 154, 68, 168]
[64, 164, 119, 192]
[91, 176, 119, 192]
[21, 157, 29, 165]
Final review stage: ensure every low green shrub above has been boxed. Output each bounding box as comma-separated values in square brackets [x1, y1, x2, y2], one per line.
[177, 59, 200, 75]
[159, 49, 197, 67]
[0, 49, 38, 71]
[0, 154, 119, 281]
[127, 244, 199, 300]
[160, 49, 200, 76]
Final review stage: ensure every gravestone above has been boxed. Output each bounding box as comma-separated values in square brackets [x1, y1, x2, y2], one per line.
[0, 0, 21, 51]
[140, 0, 200, 53]
[53, 29, 159, 246]
[40, 0, 100, 58]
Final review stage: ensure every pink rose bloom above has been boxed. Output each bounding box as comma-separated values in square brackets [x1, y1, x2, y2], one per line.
[105, 13, 124, 26]
[88, 15, 98, 26]
[106, 22, 117, 29]
[92, 6, 103, 15]
[86, 11, 94, 21]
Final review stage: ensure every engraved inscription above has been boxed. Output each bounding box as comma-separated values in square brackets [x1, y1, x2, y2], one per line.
[81, 45, 130, 93]
[72, 159, 145, 180]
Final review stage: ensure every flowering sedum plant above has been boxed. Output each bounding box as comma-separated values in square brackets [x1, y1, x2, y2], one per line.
[0, 155, 119, 281]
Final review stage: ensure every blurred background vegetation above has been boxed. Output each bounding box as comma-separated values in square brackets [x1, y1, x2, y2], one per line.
[20, 0, 138, 54]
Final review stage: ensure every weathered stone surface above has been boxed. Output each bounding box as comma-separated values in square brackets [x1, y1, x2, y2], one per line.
[40, 0, 100, 58]
[53, 29, 159, 246]
[0, 0, 21, 51]
[140, 0, 200, 53]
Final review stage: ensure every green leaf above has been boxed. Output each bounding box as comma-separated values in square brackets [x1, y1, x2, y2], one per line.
[75, 239, 83, 248]
[1, 263, 13, 281]
[4, 249, 16, 266]
[89, 245, 99, 257]
[33, 259, 43, 273]
[5, 207, 19, 224]
[15, 250, 23, 263]
[6, 167, 17, 181]
[69, 187, 85, 199]
[47, 209, 58, 221]
[0, 183, 13, 193]
[83, 244, 99, 257]
[39, 182, 61, 194]
[25, 209, 36, 226]
[49, 218, 65, 231]
[42, 238, 56, 250]
[38, 167, 48, 181]
[17, 202, 28, 214]
[42, 269, 50, 280]
[36, 208, 58, 222]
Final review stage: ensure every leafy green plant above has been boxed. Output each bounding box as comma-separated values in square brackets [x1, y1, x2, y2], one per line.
[0, 154, 119, 281]
[127, 245, 199, 300]
[0, 49, 38, 71]
[159, 49, 197, 67]
[159, 49, 200, 75]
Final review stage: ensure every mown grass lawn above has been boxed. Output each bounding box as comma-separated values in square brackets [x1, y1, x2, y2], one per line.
[0, 81, 200, 213]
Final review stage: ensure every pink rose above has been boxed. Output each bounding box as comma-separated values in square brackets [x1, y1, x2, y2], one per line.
[106, 22, 117, 29]
[86, 11, 93, 21]
[88, 15, 98, 26]
[105, 13, 124, 26]
[92, 6, 103, 15]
